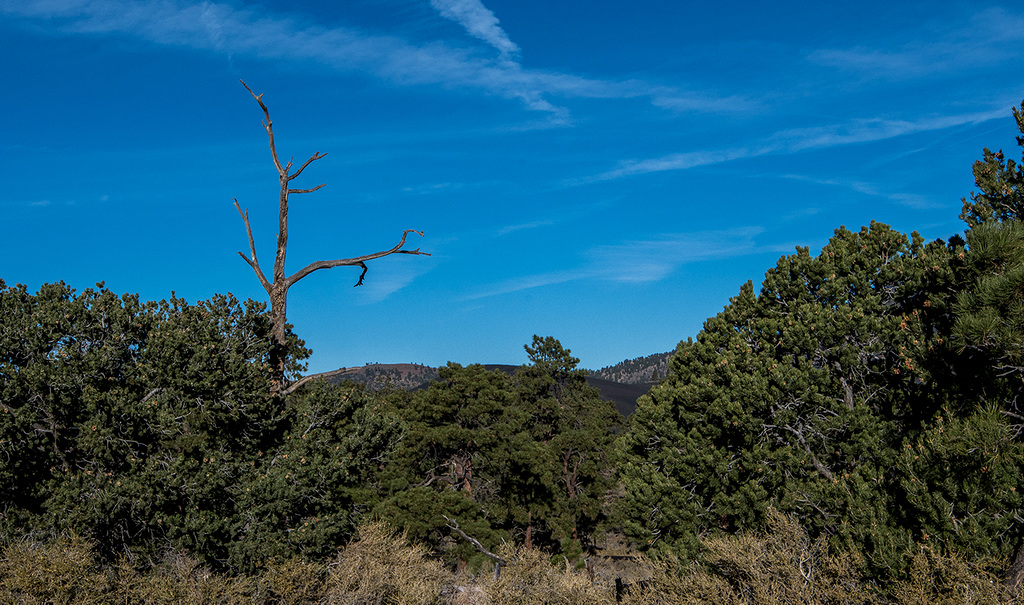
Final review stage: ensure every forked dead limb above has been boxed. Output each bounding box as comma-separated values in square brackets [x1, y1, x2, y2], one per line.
[443, 515, 507, 580]
[233, 81, 430, 397]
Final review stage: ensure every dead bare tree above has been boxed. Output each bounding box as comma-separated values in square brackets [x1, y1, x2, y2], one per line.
[234, 81, 430, 398]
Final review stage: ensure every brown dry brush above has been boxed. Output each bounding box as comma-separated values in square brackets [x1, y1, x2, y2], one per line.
[3, 517, 1024, 605]
[617, 510, 1024, 605]
[324, 521, 449, 605]
[617, 510, 874, 605]
[481, 544, 616, 605]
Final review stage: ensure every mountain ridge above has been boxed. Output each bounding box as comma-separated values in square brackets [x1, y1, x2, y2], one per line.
[323, 351, 675, 416]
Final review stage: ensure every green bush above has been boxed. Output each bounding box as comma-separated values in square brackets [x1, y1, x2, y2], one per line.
[0, 282, 405, 571]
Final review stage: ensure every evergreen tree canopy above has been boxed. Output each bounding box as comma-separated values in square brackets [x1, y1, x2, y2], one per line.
[618, 99, 1024, 581]
[513, 336, 619, 558]
[0, 281, 400, 572]
[374, 362, 524, 565]
[375, 337, 618, 565]
[615, 222, 1016, 574]
[957, 100, 1024, 373]
[960, 101, 1024, 228]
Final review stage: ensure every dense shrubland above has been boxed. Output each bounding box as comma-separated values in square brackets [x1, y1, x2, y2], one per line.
[616, 101, 1024, 585]
[4, 100, 1024, 602]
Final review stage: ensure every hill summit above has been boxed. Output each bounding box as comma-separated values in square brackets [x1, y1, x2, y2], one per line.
[325, 350, 677, 416]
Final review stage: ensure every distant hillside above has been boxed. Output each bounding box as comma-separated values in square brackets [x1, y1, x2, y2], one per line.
[478, 365, 649, 417]
[589, 351, 674, 384]
[327, 362, 652, 416]
[326, 363, 439, 391]
[583, 375, 650, 417]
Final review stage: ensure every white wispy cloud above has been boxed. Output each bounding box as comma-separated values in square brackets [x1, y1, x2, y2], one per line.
[460, 270, 583, 301]
[651, 92, 758, 114]
[0, 0, 747, 119]
[585, 228, 764, 283]
[462, 227, 764, 299]
[430, 0, 519, 60]
[353, 257, 436, 303]
[807, 7, 1024, 79]
[495, 219, 555, 236]
[777, 174, 943, 210]
[591, 108, 1007, 182]
[592, 147, 760, 182]
[768, 111, 1007, 152]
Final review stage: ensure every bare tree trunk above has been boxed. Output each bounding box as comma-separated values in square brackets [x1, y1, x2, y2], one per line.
[525, 512, 533, 549]
[233, 81, 429, 398]
[1006, 540, 1024, 589]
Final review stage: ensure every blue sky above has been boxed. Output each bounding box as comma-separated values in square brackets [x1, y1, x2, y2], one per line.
[2, 1, 1023, 373]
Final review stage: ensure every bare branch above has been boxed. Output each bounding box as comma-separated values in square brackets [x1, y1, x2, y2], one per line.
[286, 230, 431, 288]
[416, 466, 451, 488]
[354, 262, 369, 287]
[784, 425, 834, 481]
[444, 515, 506, 579]
[280, 367, 362, 397]
[236, 81, 429, 397]
[289, 152, 328, 182]
[233, 200, 272, 293]
[288, 184, 327, 195]
[239, 80, 285, 177]
[1002, 410, 1024, 422]
[141, 388, 165, 404]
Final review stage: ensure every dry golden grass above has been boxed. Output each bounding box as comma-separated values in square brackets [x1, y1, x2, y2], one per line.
[3, 516, 1023, 605]
[116, 550, 251, 605]
[890, 546, 1022, 605]
[614, 511, 872, 605]
[323, 520, 449, 605]
[0, 533, 111, 605]
[481, 544, 616, 605]
[616, 511, 873, 605]
[253, 556, 326, 604]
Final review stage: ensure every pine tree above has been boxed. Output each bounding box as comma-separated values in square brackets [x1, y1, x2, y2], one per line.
[956, 100, 1024, 370]
[953, 98, 1024, 586]
[0, 282, 401, 571]
[373, 362, 524, 565]
[373, 338, 618, 565]
[616, 223, 965, 574]
[513, 336, 619, 560]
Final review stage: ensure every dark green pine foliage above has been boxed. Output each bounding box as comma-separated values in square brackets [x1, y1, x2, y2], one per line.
[1, 282, 166, 543]
[228, 380, 404, 568]
[893, 404, 1024, 567]
[0, 281, 401, 572]
[374, 362, 525, 566]
[512, 336, 619, 561]
[0, 283, 274, 560]
[957, 100, 1024, 369]
[616, 222, 969, 574]
[959, 101, 1024, 229]
[948, 99, 1024, 580]
[375, 337, 618, 565]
